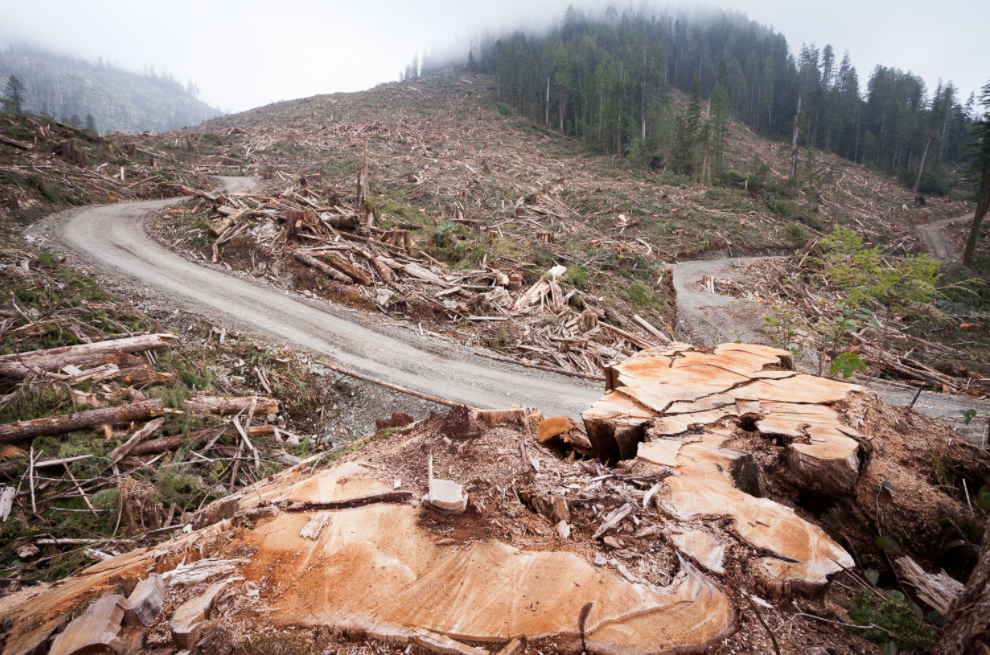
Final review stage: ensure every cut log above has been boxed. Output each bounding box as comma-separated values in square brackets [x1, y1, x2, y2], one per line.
[124, 574, 164, 627]
[402, 262, 449, 286]
[183, 396, 278, 416]
[320, 253, 373, 286]
[0, 400, 165, 444]
[370, 256, 397, 283]
[897, 556, 964, 616]
[511, 279, 549, 312]
[49, 594, 128, 655]
[294, 250, 354, 284]
[109, 418, 165, 463]
[0, 334, 178, 378]
[126, 424, 273, 457]
[170, 579, 233, 649]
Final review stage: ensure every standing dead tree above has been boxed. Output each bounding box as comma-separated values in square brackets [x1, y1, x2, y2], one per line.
[357, 136, 371, 229]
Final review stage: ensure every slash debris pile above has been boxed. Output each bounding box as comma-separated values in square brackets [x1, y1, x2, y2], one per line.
[2, 343, 984, 655]
[709, 249, 990, 395]
[158, 174, 679, 382]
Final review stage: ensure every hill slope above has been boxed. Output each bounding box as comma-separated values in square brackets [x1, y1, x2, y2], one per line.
[0, 45, 221, 133]
[142, 70, 976, 388]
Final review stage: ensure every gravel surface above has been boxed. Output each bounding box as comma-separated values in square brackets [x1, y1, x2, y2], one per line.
[40, 178, 600, 420]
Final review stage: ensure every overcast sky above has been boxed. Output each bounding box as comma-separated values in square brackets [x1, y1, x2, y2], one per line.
[1, 0, 986, 113]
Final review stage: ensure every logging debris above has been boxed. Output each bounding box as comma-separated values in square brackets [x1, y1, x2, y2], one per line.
[2, 353, 984, 655]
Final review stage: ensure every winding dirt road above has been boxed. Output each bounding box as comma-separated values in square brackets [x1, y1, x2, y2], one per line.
[52, 178, 600, 418]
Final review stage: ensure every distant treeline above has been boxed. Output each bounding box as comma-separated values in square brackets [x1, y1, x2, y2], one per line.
[407, 6, 974, 193]
[0, 44, 221, 134]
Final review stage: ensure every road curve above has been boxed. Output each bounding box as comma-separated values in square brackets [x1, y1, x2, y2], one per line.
[916, 214, 971, 263]
[55, 179, 600, 418]
[671, 256, 776, 346]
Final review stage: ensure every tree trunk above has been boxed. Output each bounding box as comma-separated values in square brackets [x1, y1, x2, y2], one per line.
[963, 169, 990, 267]
[293, 250, 354, 284]
[183, 396, 279, 416]
[0, 400, 165, 443]
[913, 129, 935, 195]
[320, 253, 373, 286]
[790, 95, 802, 180]
[357, 137, 370, 227]
[0, 334, 177, 378]
[128, 424, 273, 457]
[935, 518, 990, 654]
[545, 76, 550, 127]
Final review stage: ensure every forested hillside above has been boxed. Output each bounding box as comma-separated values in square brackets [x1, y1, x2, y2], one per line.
[0, 44, 221, 134]
[428, 7, 973, 195]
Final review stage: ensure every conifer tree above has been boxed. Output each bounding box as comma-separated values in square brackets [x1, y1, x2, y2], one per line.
[3, 75, 25, 115]
[963, 80, 990, 266]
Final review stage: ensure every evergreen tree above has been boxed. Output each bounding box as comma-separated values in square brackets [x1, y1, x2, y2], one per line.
[3, 75, 26, 114]
[709, 82, 730, 181]
[483, 7, 972, 184]
[963, 80, 990, 266]
[85, 113, 97, 133]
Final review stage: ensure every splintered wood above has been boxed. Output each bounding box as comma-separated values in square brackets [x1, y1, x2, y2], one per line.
[582, 342, 860, 595]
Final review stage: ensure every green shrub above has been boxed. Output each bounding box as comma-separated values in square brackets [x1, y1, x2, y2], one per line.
[849, 589, 936, 653]
[786, 222, 808, 243]
[626, 281, 655, 307]
[565, 264, 590, 290]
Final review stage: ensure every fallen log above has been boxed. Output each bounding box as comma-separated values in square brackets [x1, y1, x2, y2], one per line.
[0, 400, 165, 444]
[128, 424, 274, 457]
[320, 253, 373, 286]
[472, 350, 604, 382]
[0, 334, 178, 378]
[294, 250, 354, 284]
[633, 314, 673, 343]
[600, 323, 658, 351]
[183, 396, 278, 416]
[0, 135, 35, 151]
[110, 418, 165, 463]
[175, 184, 219, 202]
[318, 360, 464, 408]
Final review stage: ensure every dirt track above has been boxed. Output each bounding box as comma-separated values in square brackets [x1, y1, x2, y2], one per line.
[671, 256, 776, 346]
[51, 178, 600, 419]
[916, 214, 971, 262]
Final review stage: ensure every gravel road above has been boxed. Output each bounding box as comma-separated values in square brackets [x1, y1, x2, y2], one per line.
[671, 255, 988, 446]
[52, 178, 601, 419]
